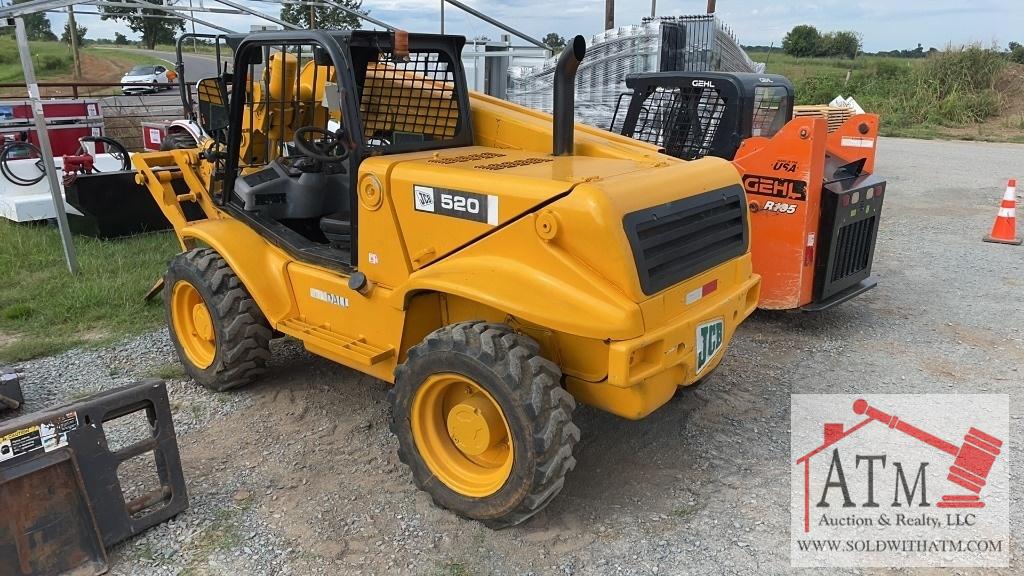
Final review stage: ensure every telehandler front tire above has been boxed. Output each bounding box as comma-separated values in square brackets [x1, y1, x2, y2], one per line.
[163, 248, 271, 392]
[390, 321, 580, 528]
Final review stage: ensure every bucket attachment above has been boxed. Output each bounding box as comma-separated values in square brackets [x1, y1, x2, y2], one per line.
[0, 380, 188, 575]
[64, 171, 172, 239]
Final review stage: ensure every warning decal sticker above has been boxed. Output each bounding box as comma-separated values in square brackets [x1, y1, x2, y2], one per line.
[0, 411, 78, 463]
[0, 425, 42, 461]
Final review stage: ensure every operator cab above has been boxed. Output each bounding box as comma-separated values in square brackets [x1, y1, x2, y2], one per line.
[194, 31, 472, 270]
[611, 72, 794, 161]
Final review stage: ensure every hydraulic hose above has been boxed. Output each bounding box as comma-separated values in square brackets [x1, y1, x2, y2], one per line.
[0, 141, 45, 187]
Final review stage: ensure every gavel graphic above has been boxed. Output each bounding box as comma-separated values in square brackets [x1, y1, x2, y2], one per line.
[853, 399, 1003, 508]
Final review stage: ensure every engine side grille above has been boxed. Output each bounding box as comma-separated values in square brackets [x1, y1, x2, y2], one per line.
[832, 216, 876, 281]
[624, 184, 748, 296]
[815, 175, 885, 302]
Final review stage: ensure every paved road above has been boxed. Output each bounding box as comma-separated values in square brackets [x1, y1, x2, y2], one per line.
[93, 48, 222, 109]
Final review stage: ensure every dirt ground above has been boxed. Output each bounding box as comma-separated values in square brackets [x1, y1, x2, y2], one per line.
[4, 137, 1022, 575]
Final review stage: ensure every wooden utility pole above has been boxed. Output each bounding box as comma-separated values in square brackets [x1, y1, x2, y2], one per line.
[309, 4, 316, 29]
[651, 0, 656, 18]
[67, 6, 81, 79]
[605, 0, 613, 31]
[707, 0, 716, 13]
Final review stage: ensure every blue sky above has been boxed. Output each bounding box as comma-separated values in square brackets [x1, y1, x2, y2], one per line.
[45, 0, 1023, 52]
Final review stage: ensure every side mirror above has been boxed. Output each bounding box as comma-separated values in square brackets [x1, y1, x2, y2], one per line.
[196, 76, 229, 134]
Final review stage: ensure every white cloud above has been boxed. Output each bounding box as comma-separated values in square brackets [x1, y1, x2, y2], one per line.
[42, 0, 1023, 52]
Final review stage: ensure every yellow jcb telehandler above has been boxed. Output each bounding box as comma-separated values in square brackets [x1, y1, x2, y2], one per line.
[133, 31, 760, 527]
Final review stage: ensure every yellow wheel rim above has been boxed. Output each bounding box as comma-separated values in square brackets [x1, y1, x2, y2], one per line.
[410, 373, 514, 497]
[170, 280, 216, 369]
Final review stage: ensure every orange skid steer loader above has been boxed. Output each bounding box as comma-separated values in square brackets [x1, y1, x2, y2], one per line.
[613, 72, 886, 310]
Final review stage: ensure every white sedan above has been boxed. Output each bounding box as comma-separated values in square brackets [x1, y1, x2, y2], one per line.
[120, 64, 176, 95]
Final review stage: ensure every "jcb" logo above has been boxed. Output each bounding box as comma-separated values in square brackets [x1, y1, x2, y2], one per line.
[696, 320, 724, 374]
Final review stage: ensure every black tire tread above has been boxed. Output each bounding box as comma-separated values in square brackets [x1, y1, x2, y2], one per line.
[390, 321, 579, 529]
[160, 132, 198, 151]
[165, 248, 271, 391]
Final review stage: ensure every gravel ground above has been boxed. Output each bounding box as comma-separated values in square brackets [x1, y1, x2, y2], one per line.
[1, 137, 1021, 575]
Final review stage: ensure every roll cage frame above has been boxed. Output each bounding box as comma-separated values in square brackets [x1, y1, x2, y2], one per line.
[189, 30, 473, 272]
[613, 71, 795, 161]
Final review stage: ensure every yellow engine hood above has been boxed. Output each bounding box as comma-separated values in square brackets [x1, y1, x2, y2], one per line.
[386, 146, 660, 269]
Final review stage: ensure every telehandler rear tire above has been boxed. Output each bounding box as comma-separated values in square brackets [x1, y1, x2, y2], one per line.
[163, 248, 272, 392]
[390, 321, 580, 528]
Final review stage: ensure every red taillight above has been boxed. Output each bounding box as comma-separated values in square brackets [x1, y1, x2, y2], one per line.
[841, 195, 851, 207]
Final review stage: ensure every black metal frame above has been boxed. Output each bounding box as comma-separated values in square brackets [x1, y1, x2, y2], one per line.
[214, 30, 472, 271]
[0, 380, 188, 571]
[616, 71, 794, 161]
[175, 32, 232, 124]
[813, 172, 886, 305]
[0, 373, 22, 412]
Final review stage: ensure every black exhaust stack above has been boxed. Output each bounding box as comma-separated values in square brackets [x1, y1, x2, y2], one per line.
[553, 35, 587, 156]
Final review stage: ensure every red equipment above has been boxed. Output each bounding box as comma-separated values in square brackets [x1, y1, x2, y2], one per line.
[0, 99, 105, 156]
[61, 153, 96, 186]
[852, 399, 1003, 508]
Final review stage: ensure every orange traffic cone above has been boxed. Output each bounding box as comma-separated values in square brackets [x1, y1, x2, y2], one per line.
[984, 179, 1022, 245]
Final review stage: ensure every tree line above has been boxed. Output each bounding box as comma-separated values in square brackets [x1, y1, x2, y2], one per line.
[8, 0, 366, 50]
[778, 24, 1024, 64]
[782, 25, 861, 59]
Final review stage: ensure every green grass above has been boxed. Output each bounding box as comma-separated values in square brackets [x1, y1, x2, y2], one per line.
[0, 36, 74, 82]
[749, 50, 924, 84]
[150, 362, 188, 381]
[750, 48, 1016, 138]
[0, 37, 169, 88]
[434, 561, 474, 576]
[87, 46, 173, 67]
[0, 220, 179, 362]
[153, 42, 230, 57]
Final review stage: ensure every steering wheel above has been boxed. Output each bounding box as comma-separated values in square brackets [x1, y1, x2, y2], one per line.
[292, 126, 349, 164]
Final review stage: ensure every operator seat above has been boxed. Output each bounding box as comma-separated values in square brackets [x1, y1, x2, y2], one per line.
[233, 156, 348, 221]
[319, 212, 351, 247]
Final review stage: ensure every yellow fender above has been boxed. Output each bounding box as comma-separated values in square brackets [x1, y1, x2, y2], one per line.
[392, 214, 643, 341]
[177, 219, 297, 324]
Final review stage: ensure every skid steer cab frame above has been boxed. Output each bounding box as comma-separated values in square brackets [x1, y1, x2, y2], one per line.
[613, 71, 885, 310]
[133, 31, 761, 528]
